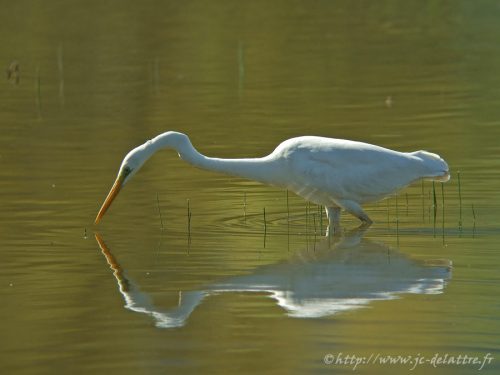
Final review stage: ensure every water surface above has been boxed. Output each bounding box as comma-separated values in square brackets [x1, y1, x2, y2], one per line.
[1, 1, 499, 374]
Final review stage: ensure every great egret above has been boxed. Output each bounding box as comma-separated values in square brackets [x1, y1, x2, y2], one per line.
[95, 131, 449, 232]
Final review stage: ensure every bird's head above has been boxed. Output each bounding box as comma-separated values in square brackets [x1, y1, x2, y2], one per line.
[94, 141, 155, 224]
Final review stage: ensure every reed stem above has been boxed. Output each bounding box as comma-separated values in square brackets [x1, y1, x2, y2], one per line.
[458, 171, 463, 232]
[472, 204, 476, 238]
[405, 192, 409, 216]
[243, 192, 247, 222]
[432, 181, 437, 237]
[35, 66, 41, 118]
[286, 190, 289, 222]
[396, 193, 399, 247]
[305, 203, 309, 233]
[154, 57, 160, 94]
[421, 180, 425, 222]
[238, 41, 245, 94]
[263, 207, 267, 248]
[441, 182, 445, 244]
[387, 199, 390, 228]
[57, 44, 65, 107]
[156, 192, 164, 230]
[187, 199, 192, 243]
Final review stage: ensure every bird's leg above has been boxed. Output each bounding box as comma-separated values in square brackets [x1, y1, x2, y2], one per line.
[325, 206, 341, 237]
[337, 200, 373, 227]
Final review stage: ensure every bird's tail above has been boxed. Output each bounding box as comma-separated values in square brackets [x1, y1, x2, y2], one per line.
[412, 150, 450, 182]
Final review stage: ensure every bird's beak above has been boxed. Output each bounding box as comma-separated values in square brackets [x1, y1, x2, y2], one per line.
[95, 172, 125, 224]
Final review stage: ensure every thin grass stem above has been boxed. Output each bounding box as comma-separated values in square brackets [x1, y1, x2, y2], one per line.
[396, 194, 399, 247]
[243, 192, 247, 223]
[187, 199, 192, 244]
[263, 207, 267, 248]
[472, 204, 476, 238]
[441, 183, 445, 245]
[421, 180, 425, 222]
[432, 181, 437, 237]
[35, 66, 41, 118]
[405, 192, 409, 216]
[458, 171, 463, 233]
[156, 192, 164, 230]
[57, 44, 65, 108]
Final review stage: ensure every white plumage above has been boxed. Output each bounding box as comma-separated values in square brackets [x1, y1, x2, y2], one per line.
[95, 131, 449, 233]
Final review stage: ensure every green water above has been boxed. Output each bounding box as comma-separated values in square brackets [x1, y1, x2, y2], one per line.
[1, 1, 499, 374]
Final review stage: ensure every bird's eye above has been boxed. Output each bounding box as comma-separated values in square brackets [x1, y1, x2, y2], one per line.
[123, 166, 132, 175]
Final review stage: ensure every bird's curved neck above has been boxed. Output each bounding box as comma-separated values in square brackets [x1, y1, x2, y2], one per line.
[151, 132, 283, 186]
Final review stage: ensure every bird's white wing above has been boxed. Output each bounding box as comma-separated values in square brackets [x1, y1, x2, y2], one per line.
[279, 137, 422, 205]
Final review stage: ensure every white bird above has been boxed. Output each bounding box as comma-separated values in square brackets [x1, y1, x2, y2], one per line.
[95, 131, 450, 233]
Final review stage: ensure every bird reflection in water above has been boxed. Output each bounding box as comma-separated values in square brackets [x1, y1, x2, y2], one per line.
[95, 230, 451, 328]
